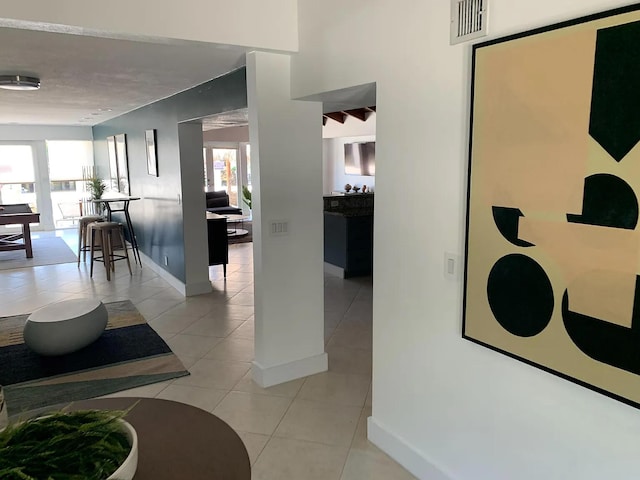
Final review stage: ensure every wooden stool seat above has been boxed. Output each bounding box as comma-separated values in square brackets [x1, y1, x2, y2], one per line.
[77, 215, 104, 265]
[89, 221, 133, 281]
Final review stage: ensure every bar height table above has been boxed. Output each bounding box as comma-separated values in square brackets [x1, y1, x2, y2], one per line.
[93, 196, 142, 266]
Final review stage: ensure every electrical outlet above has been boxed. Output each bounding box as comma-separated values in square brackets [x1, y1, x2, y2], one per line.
[163, 255, 169, 266]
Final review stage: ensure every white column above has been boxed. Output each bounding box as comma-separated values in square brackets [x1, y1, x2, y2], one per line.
[179, 122, 212, 296]
[247, 51, 327, 387]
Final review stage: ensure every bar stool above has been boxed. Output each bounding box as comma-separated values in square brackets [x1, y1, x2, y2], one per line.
[77, 215, 104, 266]
[89, 222, 132, 281]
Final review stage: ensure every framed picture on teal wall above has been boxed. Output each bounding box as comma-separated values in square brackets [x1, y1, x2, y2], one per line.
[146, 129, 158, 177]
[106, 134, 130, 194]
[115, 134, 129, 195]
[106, 135, 118, 192]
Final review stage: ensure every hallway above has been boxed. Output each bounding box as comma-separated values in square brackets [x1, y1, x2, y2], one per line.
[0, 231, 413, 479]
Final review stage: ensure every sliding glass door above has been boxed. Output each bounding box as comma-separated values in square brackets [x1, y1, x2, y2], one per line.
[0, 140, 94, 231]
[0, 144, 40, 231]
[203, 143, 251, 216]
[211, 147, 238, 207]
[0, 144, 38, 209]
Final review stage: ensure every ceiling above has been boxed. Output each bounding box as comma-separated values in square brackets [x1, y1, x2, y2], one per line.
[0, 26, 248, 126]
[0, 26, 376, 130]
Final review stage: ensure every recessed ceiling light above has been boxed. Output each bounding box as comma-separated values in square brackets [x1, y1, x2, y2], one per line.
[0, 75, 40, 91]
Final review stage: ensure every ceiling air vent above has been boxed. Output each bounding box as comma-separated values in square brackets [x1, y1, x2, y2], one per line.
[450, 0, 488, 45]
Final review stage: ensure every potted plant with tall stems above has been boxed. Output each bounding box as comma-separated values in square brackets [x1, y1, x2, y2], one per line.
[86, 176, 107, 216]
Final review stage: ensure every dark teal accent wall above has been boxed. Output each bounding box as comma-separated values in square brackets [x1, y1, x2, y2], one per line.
[92, 67, 247, 282]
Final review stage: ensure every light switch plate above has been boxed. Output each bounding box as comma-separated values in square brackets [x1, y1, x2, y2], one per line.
[444, 252, 461, 280]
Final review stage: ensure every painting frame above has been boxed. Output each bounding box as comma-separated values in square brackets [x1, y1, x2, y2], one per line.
[463, 3, 640, 409]
[114, 134, 129, 195]
[106, 136, 118, 192]
[145, 129, 158, 177]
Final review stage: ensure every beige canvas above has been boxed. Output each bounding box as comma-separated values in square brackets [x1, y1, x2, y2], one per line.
[465, 6, 640, 407]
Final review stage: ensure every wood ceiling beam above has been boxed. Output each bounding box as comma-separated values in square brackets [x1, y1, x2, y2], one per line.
[322, 106, 376, 125]
[343, 108, 367, 121]
[325, 112, 346, 124]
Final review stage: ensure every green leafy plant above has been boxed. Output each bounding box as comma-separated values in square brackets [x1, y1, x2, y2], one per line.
[0, 409, 131, 480]
[87, 177, 107, 200]
[242, 185, 252, 210]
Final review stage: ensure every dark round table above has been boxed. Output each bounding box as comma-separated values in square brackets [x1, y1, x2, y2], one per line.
[68, 397, 250, 479]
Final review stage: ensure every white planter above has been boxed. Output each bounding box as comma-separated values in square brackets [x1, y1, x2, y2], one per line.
[108, 419, 138, 480]
[14, 414, 139, 479]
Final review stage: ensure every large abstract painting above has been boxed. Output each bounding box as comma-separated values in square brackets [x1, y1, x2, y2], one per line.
[463, 4, 640, 408]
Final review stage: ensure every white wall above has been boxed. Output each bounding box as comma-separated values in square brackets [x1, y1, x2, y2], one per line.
[0, 125, 92, 141]
[0, 0, 298, 51]
[203, 125, 249, 143]
[293, 1, 640, 480]
[247, 51, 327, 386]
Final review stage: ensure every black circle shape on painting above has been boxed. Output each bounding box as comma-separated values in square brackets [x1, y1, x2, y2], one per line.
[487, 254, 554, 337]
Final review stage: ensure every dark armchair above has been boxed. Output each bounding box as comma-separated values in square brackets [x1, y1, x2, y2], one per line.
[205, 190, 243, 215]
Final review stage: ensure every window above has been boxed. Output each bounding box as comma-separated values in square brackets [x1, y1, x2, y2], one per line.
[0, 144, 37, 212]
[46, 140, 93, 226]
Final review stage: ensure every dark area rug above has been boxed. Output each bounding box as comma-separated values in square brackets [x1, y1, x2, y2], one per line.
[0, 300, 189, 415]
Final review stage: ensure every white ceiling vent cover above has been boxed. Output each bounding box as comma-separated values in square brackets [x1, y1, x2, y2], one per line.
[450, 0, 488, 45]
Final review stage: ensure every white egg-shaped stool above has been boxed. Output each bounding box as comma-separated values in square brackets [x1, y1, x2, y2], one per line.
[24, 299, 108, 356]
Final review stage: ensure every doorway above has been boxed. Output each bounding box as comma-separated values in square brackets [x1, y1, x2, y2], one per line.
[203, 142, 252, 215]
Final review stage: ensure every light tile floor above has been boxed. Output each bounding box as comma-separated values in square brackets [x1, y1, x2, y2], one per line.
[0, 229, 416, 480]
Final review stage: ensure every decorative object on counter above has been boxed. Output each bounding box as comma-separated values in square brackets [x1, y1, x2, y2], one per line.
[362, 185, 367, 193]
[353, 186, 361, 193]
[344, 183, 352, 193]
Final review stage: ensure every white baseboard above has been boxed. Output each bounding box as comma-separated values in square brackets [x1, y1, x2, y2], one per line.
[138, 250, 212, 297]
[184, 280, 214, 296]
[367, 416, 453, 480]
[252, 352, 328, 387]
[323, 262, 345, 278]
